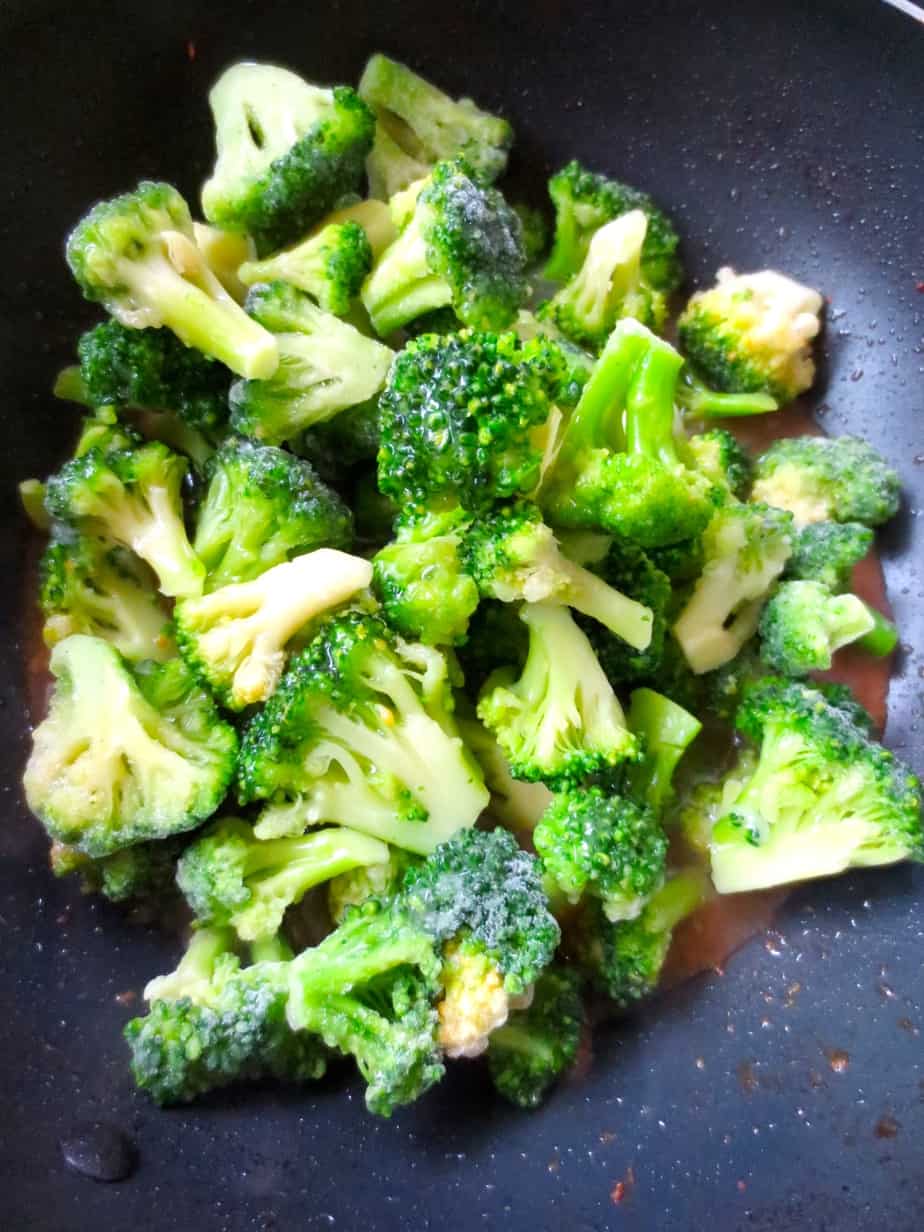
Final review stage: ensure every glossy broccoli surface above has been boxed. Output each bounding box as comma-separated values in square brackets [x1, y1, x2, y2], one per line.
[752, 435, 901, 528]
[759, 579, 897, 676]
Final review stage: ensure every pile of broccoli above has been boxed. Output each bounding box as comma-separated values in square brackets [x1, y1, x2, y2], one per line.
[20, 53, 920, 1122]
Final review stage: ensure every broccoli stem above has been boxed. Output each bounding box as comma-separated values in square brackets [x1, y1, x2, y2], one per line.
[54, 365, 91, 405]
[643, 868, 708, 934]
[627, 688, 702, 810]
[554, 555, 653, 651]
[560, 322, 652, 455]
[623, 343, 685, 465]
[856, 606, 898, 657]
[677, 370, 778, 418]
[145, 926, 234, 1002]
[241, 829, 390, 909]
[361, 219, 452, 335]
[115, 485, 204, 599]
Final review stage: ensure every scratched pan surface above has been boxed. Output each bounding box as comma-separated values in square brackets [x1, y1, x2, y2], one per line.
[1, 0, 922, 1228]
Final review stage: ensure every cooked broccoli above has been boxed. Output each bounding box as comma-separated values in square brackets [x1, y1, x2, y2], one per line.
[230, 281, 393, 445]
[125, 928, 326, 1105]
[675, 368, 778, 418]
[318, 199, 398, 260]
[672, 764, 756, 855]
[455, 599, 529, 695]
[328, 848, 420, 925]
[673, 502, 794, 673]
[625, 687, 702, 811]
[50, 836, 185, 906]
[759, 579, 897, 676]
[193, 438, 352, 591]
[686, 428, 753, 499]
[477, 602, 640, 787]
[457, 718, 554, 833]
[513, 203, 549, 267]
[487, 964, 583, 1109]
[39, 532, 173, 662]
[359, 53, 512, 199]
[678, 267, 823, 403]
[708, 678, 923, 892]
[238, 222, 373, 316]
[66, 180, 278, 379]
[175, 548, 372, 709]
[751, 435, 901, 528]
[201, 63, 374, 253]
[296, 398, 382, 483]
[237, 611, 489, 852]
[192, 222, 255, 303]
[784, 520, 873, 592]
[361, 159, 527, 335]
[511, 310, 595, 407]
[544, 160, 682, 291]
[24, 636, 237, 857]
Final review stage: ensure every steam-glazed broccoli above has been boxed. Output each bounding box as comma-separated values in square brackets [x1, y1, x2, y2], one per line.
[686, 429, 753, 500]
[784, 521, 873, 592]
[238, 222, 373, 316]
[751, 435, 901, 528]
[759, 580, 897, 676]
[487, 965, 583, 1109]
[625, 687, 702, 812]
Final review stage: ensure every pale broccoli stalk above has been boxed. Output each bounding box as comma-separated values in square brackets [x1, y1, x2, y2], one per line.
[238, 221, 373, 316]
[319, 199, 398, 260]
[457, 718, 555, 833]
[192, 222, 255, 303]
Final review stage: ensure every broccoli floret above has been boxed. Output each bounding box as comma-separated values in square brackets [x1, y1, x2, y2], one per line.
[361, 159, 526, 335]
[675, 368, 779, 419]
[352, 469, 399, 549]
[201, 63, 374, 253]
[544, 160, 682, 291]
[373, 508, 479, 646]
[328, 848, 421, 925]
[534, 787, 667, 920]
[377, 329, 564, 515]
[237, 611, 489, 852]
[759, 579, 897, 676]
[296, 398, 382, 483]
[125, 928, 326, 1105]
[317, 199, 398, 260]
[678, 267, 823, 403]
[672, 766, 756, 855]
[487, 964, 583, 1109]
[359, 53, 512, 198]
[77, 321, 231, 431]
[751, 435, 901, 528]
[45, 434, 205, 599]
[477, 602, 640, 787]
[192, 222, 255, 303]
[50, 836, 186, 906]
[66, 181, 277, 379]
[709, 678, 923, 892]
[815, 681, 877, 735]
[457, 717, 554, 833]
[455, 599, 529, 695]
[784, 521, 873, 592]
[24, 636, 237, 857]
[229, 281, 393, 445]
[625, 687, 702, 812]
[646, 537, 706, 585]
[177, 817, 389, 941]
[673, 502, 794, 673]
[512, 203, 549, 268]
[238, 221, 373, 316]
[539, 210, 667, 348]
[686, 429, 753, 499]
[39, 532, 173, 662]
[193, 438, 352, 591]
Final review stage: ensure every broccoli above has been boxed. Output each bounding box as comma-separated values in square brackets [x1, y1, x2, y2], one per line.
[477, 602, 640, 787]
[511, 310, 595, 407]
[686, 429, 753, 499]
[359, 53, 513, 199]
[677, 267, 823, 403]
[201, 63, 375, 253]
[229, 281, 393, 445]
[23, 636, 237, 857]
[814, 681, 877, 735]
[751, 435, 901, 528]
[759, 580, 897, 676]
[77, 321, 231, 431]
[318, 199, 398, 260]
[534, 786, 667, 920]
[193, 438, 352, 591]
[50, 836, 185, 906]
[237, 611, 489, 852]
[125, 928, 327, 1105]
[296, 398, 382, 483]
[457, 718, 555, 833]
[513, 204, 549, 268]
[455, 599, 529, 695]
[672, 765, 756, 855]
[361, 159, 527, 336]
[66, 181, 278, 379]
[192, 222, 255, 303]
[177, 816, 389, 941]
[784, 520, 873, 592]
[708, 678, 923, 892]
[45, 434, 205, 599]
[39, 532, 173, 662]
[673, 502, 794, 673]
[238, 222, 373, 316]
[373, 508, 479, 646]
[377, 329, 565, 515]
[675, 368, 779, 419]
[487, 965, 584, 1109]
[625, 687, 702, 812]
[544, 160, 682, 291]
[328, 848, 420, 925]
[539, 210, 667, 348]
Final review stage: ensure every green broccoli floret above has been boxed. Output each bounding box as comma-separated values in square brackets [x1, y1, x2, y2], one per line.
[39, 532, 173, 662]
[686, 429, 753, 499]
[373, 508, 479, 646]
[229, 281, 393, 445]
[237, 611, 489, 852]
[544, 160, 682, 291]
[125, 928, 326, 1105]
[512, 204, 549, 268]
[510, 310, 595, 407]
[477, 602, 640, 787]
[296, 398, 382, 485]
[359, 54, 513, 198]
[534, 787, 667, 920]
[678, 267, 823, 403]
[361, 159, 526, 335]
[238, 221, 373, 316]
[76, 321, 231, 431]
[328, 848, 421, 925]
[193, 438, 352, 591]
[625, 687, 702, 812]
[759, 580, 898, 676]
[455, 599, 529, 695]
[646, 537, 706, 585]
[457, 718, 555, 833]
[709, 678, 923, 892]
[815, 681, 877, 735]
[377, 329, 563, 515]
[45, 434, 205, 599]
[177, 817, 389, 941]
[751, 435, 901, 528]
[784, 521, 873, 592]
[201, 63, 374, 253]
[50, 835, 186, 906]
[673, 502, 794, 673]
[487, 964, 583, 1109]
[66, 180, 278, 379]
[23, 636, 237, 857]
[675, 368, 779, 419]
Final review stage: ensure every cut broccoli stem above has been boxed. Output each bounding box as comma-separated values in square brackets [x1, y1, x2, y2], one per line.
[624, 342, 686, 464]
[54, 365, 90, 405]
[858, 608, 899, 657]
[626, 688, 702, 811]
[677, 370, 778, 418]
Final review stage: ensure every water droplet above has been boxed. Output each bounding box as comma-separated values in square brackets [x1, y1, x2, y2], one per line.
[60, 1123, 136, 1183]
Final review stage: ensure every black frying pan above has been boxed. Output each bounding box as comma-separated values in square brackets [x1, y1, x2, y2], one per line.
[2, 1, 922, 1227]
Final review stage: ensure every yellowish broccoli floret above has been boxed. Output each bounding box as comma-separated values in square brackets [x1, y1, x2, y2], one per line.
[437, 940, 524, 1059]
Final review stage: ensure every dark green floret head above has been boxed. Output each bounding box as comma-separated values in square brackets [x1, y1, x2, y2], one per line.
[784, 521, 873, 592]
[487, 965, 584, 1109]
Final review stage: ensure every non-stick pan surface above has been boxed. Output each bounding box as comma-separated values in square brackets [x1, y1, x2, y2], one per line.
[1, 1, 922, 1228]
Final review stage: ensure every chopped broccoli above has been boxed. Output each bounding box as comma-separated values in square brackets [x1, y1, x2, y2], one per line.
[457, 718, 554, 832]
[675, 368, 778, 418]
[50, 836, 185, 906]
[751, 435, 901, 528]
[238, 221, 373, 316]
[24, 636, 237, 857]
[686, 428, 753, 499]
[625, 687, 702, 812]
[487, 965, 584, 1109]
[328, 848, 421, 925]
[455, 599, 529, 695]
[192, 222, 255, 303]
[784, 520, 873, 592]
[759, 579, 897, 675]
